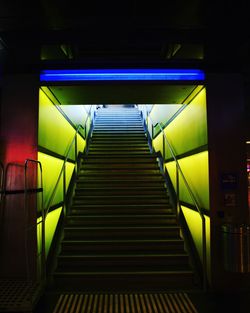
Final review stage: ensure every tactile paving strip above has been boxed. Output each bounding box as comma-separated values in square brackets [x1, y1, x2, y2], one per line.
[0, 279, 41, 312]
[52, 292, 198, 313]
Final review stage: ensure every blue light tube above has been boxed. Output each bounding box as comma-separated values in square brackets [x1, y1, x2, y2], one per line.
[40, 69, 205, 82]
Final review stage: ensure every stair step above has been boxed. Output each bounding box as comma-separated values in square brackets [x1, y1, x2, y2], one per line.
[77, 175, 164, 181]
[57, 254, 190, 270]
[75, 187, 167, 196]
[94, 125, 144, 128]
[81, 157, 158, 163]
[61, 239, 185, 254]
[88, 147, 149, 151]
[65, 214, 176, 226]
[91, 132, 146, 140]
[53, 270, 195, 291]
[78, 171, 162, 176]
[87, 152, 152, 157]
[76, 181, 165, 189]
[73, 196, 169, 205]
[63, 226, 180, 240]
[90, 141, 148, 145]
[88, 144, 149, 148]
[90, 137, 147, 141]
[94, 124, 143, 127]
[70, 204, 173, 215]
[80, 164, 158, 170]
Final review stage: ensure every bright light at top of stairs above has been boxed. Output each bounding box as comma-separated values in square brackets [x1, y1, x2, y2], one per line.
[40, 69, 205, 82]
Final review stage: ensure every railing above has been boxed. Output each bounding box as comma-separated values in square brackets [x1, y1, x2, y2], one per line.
[0, 159, 45, 307]
[141, 105, 207, 291]
[0, 162, 3, 202]
[45, 105, 95, 218]
[24, 159, 45, 283]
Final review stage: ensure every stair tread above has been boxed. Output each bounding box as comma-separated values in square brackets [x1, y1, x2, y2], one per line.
[64, 226, 179, 230]
[74, 195, 168, 198]
[58, 253, 188, 258]
[66, 214, 174, 218]
[55, 269, 193, 276]
[75, 187, 166, 190]
[62, 239, 183, 243]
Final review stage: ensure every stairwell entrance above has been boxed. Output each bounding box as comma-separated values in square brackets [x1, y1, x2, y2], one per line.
[49, 105, 198, 291]
[39, 82, 208, 293]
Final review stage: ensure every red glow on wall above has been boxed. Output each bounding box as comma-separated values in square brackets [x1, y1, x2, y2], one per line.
[3, 142, 37, 165]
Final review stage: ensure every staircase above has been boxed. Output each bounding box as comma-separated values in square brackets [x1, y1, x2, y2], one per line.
[53, 105, 196, 291]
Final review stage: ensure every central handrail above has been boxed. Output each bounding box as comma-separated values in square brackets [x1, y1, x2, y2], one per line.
[45, 105, 94, 218]
[142, 105, 207, 291]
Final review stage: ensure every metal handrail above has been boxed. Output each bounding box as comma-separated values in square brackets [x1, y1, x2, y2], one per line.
[2, 160, 45, 287]
[45, 105, 94, 218]
[44, 124, 84, 218]
[142, 105, 207, 291]
[0, 162, 4, 201]
[82, 105, 93, 139]
[24, 159, 45, 282]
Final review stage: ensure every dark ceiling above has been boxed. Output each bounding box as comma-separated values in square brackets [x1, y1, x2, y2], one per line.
[0, 0, 248, 71]
[0, 1, 249, 134]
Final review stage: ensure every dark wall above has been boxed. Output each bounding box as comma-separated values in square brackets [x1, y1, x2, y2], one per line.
[206, 73, 250, 290]
[0, 73, 39, 278]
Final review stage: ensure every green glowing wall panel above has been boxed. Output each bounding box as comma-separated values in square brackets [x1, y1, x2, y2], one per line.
[77, 133, 86, 153]
[163, 88, 207, 159]
[37, 207, 62, 258]
[38, 152, 74, 208]
[39, 90, 85, 159]
[181, 206, 211, 279]
[150, 104, 183, 136]
[153, 131, 164, 156]
[166, 152, 209, 211]
[60, 105, 91, 124]
[60, 105, 90, 137]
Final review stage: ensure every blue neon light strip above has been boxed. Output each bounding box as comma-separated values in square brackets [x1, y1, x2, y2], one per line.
[40, 69, 205, 82]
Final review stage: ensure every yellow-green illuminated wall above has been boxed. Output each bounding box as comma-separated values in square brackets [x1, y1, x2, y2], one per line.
[38, 152, 75, 208]
[164, 88, 207, 159]
[39, 90, 86, 159]
[152, 87, 209, 211]
[60, 105, 90, 137]
[150, 104, 183, 137]
[37, 207, 63, 259]
[151, 87, 210, 276]
[166, 151, 209, 211]
[38, 88, 90, 258]
[181, 206, 211, 278]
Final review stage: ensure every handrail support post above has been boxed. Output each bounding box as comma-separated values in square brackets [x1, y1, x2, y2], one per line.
[176, 163, 180, 218]
[63, 163, 66, 215]
[162, 131, 166, 162]
[75, 134, 78, 174]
